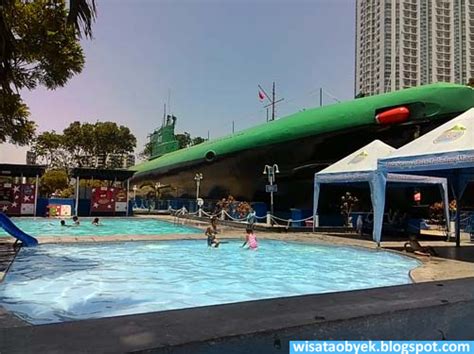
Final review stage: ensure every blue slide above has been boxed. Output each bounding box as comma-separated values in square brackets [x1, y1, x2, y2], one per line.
[0, 212, 38, 247]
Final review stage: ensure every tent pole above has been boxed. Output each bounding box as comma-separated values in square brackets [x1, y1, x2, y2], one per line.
[313, 181, 321, 232]
[453, 170, 461, 247]
[439, 182, 450, 238]
[455, 195, 460, 247]
[370, 172, 387, 247]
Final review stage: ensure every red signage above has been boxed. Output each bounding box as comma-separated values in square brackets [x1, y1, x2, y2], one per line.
[91, 187, 115, 213]
[0, 183, 36, 215]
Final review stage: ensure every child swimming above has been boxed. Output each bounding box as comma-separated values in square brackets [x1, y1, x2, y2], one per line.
[72, 216, 80, 225]
[205, 216, 220, 248]
[241, 227, 258, 250]
[92, 217, 100, 226]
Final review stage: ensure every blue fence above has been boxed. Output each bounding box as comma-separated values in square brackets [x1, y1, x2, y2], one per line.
[36, 198, 134, 217]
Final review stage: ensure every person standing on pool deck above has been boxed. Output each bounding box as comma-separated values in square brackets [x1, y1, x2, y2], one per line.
[241, 227, 258, 250]
[205, 216, 220, 247]
[246, 208, 256, 230]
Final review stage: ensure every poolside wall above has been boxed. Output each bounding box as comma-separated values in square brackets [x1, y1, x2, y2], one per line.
[1, 278, 473, 353]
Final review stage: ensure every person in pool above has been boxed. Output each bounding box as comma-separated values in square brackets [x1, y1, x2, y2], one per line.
[241, 227, 258, 250]
[60, 220, 71, 227]
[92, 217, 100, 226]
[72, 216, 80, 225]
[205, 216, 220, 248]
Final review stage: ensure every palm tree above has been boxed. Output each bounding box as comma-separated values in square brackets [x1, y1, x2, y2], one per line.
[0, 0, 96, 93]
[67, 0, 97, 39]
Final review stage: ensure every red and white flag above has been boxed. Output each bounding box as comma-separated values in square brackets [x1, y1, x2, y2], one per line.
[258, 90, 265, 101]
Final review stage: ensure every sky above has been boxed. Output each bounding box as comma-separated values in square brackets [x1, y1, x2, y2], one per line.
[0, 0, 356, 164]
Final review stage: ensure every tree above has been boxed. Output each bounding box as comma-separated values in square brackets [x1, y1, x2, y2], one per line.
[93, 122, 137, 168]
[40, 169, 69, 197]
[192, 137, 206, 146]
[33, 131, 70, 168]
[0, 0, 96, 145]
[339, 192, 359, 227]
[62, 121, 95, 166]
[467, 78, 474, 88]
[175, 133, 206, 149]
[32, 121, 137, 169]
[175, 132, 192, 149]
[138, 141, 153, 160]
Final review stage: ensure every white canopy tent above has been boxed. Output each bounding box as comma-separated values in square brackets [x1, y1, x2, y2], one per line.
[313, 140, 450, 245]
[379, 108, 474, 246]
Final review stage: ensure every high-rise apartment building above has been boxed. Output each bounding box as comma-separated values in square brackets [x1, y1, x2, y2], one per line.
[355, 0, 474, 96]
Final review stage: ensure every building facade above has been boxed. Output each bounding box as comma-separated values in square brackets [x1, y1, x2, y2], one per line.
[355, 0, 474, 96]
[25, 151, 37, 165]
[82, 154, 135, 169]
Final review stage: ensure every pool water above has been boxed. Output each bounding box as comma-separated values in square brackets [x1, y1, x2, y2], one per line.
[0, 217, 200, 237]
[0, 240, 420, 324]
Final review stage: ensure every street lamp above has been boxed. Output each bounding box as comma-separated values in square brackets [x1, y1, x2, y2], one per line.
[194, 173, 203, 200]
[263, 164, 279, 217]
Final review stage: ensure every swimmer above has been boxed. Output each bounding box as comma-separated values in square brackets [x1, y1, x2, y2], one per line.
[60, 220, 71, 227]
[205, 216, 220, 248]
[92, 217, 100, 226]
[241, 227, 258, 250]
[72, 216, 80, 225]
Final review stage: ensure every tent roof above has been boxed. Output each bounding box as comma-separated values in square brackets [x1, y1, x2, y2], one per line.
[0, 164, 46, 177]
[379, 108, 474, 172]
[71, 168, 135, 181]
[316, 140, 395, 176]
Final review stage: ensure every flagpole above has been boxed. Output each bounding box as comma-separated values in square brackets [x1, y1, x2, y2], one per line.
[259, 83, 284, 122]
[272, 82, 275, 121]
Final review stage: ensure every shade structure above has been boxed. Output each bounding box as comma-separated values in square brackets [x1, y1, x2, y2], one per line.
[379, 108, 474, 246]
[314, 140, 449, 245]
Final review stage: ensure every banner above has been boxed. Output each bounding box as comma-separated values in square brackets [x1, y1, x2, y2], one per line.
[114, 188, 127, 212]
[91, 187, 115, 213]
[0, 183, 34, 215]
[20, 184, 36, 215]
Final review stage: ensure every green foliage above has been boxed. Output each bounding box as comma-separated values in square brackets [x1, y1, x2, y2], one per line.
[138, 141, 153, 160]
[175, 132, 192, 149]
[339, 192, 359, 227]
[174, 132, 206, 150]
[40, 169, 69, 196]
[192, 137, 206, 146]
[93, 122, 136, 166]
[32, 121, 137, 169]
[33, 131, 70, 168]
[0, 0, 95, 145]
[67, 0, 96, 39]
[0, 93, 36, 145]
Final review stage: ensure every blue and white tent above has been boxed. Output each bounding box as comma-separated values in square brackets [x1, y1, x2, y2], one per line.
[379, 108, 474, 245]
[314, 140, 449, 245]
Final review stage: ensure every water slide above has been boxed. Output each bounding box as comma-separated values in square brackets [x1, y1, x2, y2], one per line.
[0, 212, 38, 247]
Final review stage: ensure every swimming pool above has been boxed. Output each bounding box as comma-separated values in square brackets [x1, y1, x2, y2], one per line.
[0, 240, 420, 324]
[0, 217, 200, 237]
